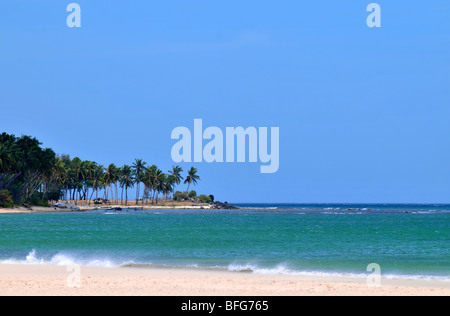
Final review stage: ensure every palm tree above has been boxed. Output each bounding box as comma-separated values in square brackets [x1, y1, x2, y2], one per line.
[52, 158, 68, 201]
[90, 164, 104, 201]
[132, 159, 146, 205]
[0, 135, 19, 195]
[104, 163, 116, 204]
[184, 167, 200, 193]
[113, 165, 120, 205]
[143, 164, 157, 204]
[119, 165, 134, 206]
[0, 136, 18, 174]
[152, 169, 166, 204]
[74, 158, 86, 203]
[84, 161, 96, 205]
[49, 158, 66, 202]
[69, 157, 83, 204]
[168, 165, 183, 197]
[5, 135, 57, 203]
[163, 175, 175, 201]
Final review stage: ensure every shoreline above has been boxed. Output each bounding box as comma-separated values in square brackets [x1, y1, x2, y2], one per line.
[0, 205, 213, 214]
[0, 263, 448, 296]
[0, 200, 239, 214]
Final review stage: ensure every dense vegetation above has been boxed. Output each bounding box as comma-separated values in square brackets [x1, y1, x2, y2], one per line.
[0, 132, 202, 207]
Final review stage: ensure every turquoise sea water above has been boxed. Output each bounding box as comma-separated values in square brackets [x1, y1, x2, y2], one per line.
[0, 204, 449, 281]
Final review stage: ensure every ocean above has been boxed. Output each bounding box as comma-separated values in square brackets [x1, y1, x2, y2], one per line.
[1, 204, 449, 282]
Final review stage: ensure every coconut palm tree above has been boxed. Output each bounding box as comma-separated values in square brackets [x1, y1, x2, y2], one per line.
[68, 157, 83, 204]
[83, 161, 96, 205]
[9, 136, 56, 203]
[132, 159, 146, 205]
[0, 135, 19, 196]
[119, 165, 134, 206]
[0, 136, 18, 174]
[143, 164, 157, 204]
[184, 167, 200, 193]
[90, 164, 104, 201]
[51, 158, 68, 201]
[50, 158, 67, 202]
[104, 163, 116, 204]
[168, 165, 183, 197]
[163, 175, 175, 201]
[152, 169, 166, 204]
[113, 165, 121, 205]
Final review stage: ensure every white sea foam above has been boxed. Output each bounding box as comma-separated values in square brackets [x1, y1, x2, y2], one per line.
[225, 262, 450, 282]
[26, 249, 45, 264]
[2, 251, 449, 283]
[226, 262, 370, 278]
[228, 263, 295, 275]
[0, 250, 121, 268]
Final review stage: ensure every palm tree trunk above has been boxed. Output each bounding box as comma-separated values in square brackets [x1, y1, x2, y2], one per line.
[186, 182, 191, 193]
[115, 184, 118, 205]
[136, 182, 139, 205]
[90, 189, 95, 203]
[41, 181, 47, 202]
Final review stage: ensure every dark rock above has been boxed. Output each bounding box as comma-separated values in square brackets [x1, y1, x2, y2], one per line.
[210, 201, 239, 210]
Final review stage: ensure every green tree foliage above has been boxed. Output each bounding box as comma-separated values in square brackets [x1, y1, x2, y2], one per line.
[0, 133, 56, 205]
[132, 159, 146, 205]
[188, 190, 197, 198]
[173, 191, 188, 201]
[0, 189, 14, 208]
[184, 167, 200, 193]
[198, 194, 212, 203]
[0, 132, 204, 207]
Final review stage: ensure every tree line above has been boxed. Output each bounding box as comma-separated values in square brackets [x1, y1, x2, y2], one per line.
[0, 132, 200, 207]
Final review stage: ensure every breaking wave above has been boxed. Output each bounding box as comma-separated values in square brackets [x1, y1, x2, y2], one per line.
[2, 250, 449, 283]
[0, 249, 122, 268]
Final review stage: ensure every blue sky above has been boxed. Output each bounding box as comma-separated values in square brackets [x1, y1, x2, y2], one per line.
[1, 1, 450, 203]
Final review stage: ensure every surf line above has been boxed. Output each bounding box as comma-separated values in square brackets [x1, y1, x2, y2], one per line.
[171, 119, 280, 174]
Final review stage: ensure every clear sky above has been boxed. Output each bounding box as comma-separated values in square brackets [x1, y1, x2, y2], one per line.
[1, 1, 450, 203]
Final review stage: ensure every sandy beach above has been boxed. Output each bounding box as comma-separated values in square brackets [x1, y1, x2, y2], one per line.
[0, 264, 448, 296]
[0, 207, 64, 214]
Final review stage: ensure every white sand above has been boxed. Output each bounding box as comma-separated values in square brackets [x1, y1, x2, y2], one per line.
[0, 264, 448, 296]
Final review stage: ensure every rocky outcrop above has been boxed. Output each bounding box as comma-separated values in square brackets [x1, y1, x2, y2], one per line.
[210, 201, 239, 210]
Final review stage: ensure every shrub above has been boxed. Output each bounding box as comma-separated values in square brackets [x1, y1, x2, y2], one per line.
[173, 191, 188, 201]
[188, 190, 197, 198]
[198, 194, 212, 203]
[0, 190, 14, 208]
[27, 191, 50, 207]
